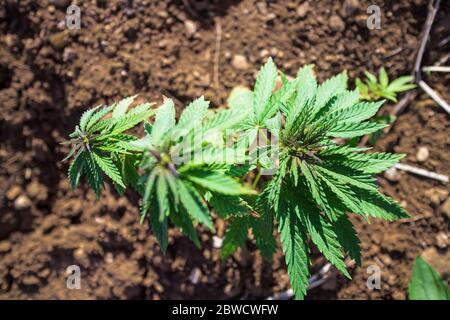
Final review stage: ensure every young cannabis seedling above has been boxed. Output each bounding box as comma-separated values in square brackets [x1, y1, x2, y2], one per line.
[356, 67, 416, 102]
[64, 96, 154, 197]
[65, 57, 409, 299]
[224, 59, 409, 299]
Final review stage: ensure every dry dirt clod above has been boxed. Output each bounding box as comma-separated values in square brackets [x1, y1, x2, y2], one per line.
[435, 232, 448, 249]
[329, 15, 345, 32]
[384, 167, 400, 182]
[0, 241, 12, 253]
[296, 3, 309, 18]
[6, 185, 22, 201]
[232, 54, 250, 70]
[341, 0, 360, 17]
[416, 146, 429, 162]
[423, 188, 448, 207]
[184, 20, 197, 38]
[441, 198, 450, 219]
[14, 195, 31, 210]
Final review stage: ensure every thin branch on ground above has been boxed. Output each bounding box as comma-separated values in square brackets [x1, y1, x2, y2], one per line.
[214, 20, 222, 91]
[418, 80, 450, 114]
[394, 163, 449, 183]
[422, 66, 450, 73]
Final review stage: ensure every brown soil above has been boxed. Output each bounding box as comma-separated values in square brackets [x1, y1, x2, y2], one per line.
[0, 0, 449, 299]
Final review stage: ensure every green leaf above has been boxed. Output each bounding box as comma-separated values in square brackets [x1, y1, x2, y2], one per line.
[228, 86, 253, 110]
[183, 168, 255, 196]
[92, 151, 125, 188]
[150, 98, 175, 144]
[278, 203, 310, 300]
[253, 57, 277, 123]
[149, 197, 168, 253]
[327, 121, 388, 138]
[178, 180, 214, 231]
[79, 105, 101, 132]
[170, 206, 201, 248]
[174, 96, 209, 139]
[408, 257, 450, 300]
[221, 217, 249, 260]
[331, 215, 361, 266]
[156, 174, 170, 221]
[68, 151, 85, 189]
[85, 152, 103, 198]
[379, 67, 389, 88]
[250, 211, 276, 260]
[112, 95, 137, 118]
[313, 72, 348, 114]
[297, 203, 350, 278]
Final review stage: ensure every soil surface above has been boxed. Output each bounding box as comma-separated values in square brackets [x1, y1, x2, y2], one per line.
[0, 0, 449, 299]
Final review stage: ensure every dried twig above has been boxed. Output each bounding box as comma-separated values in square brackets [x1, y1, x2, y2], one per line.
[422, 66, 450, 73]
[213, 20, 222, 90]
[394, 163, 449, 183]
[418, 80, 450, 114]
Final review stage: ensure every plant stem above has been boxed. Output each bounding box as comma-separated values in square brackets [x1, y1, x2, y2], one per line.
[252, 169, 263, 189]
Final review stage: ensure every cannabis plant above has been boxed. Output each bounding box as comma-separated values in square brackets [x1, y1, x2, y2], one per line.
[64, 58, 408, 299]
[356, 67, 416, 102]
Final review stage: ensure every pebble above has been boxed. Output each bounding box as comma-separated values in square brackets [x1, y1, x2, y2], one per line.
[14, 195, 31, 210]
[296, 3, 309, 18]
[441, 198, 450, 219]
[6, 185, 21, 201]
[416, 146, 429, 162]
[0, 241, 12, 253]
[232, 54, 250, 70]
[341, 0, 360, 17]
[384, 167, 400, 182]
[329, 15, 345, 32]
[188, 268, 201, 284]
[21, 275, 40, 286]
[423, 188, 448, 207]
[184, 20, 197, 38]
[436, 232, 448, 249]
[49, 31, 69, 49]
[212, 236, 223, 249]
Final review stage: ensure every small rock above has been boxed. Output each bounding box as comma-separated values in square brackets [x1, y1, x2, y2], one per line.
[259, 49, 269, 58]
[184, 20, 197, 38]
[340, 0, 360, 17]
[21, 274, 40, 286]
[416, 146, 429, 162]
[6, 185, 21, 201]
[441, 198, 450, 219]
[0, 241, 11, 253]
[14, 195, 31, 210]
[392, 291, 405, 300]
[26, 180, 48, 202]
[212, 236, 223, 249]
[424, 188, 448, 207]
[105, 252, 114, 264]
[384, 167, 400, 182]
[189, 268, 201, 284]
[329, 15, 345, 32]
[232, 54, 249, 70]
[436, 232, 448, 249]
[49, 31, 69, 49]
[266, 13, 276, 21]
[379, 254, 392, 266]
[296, 2, 309, 18]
